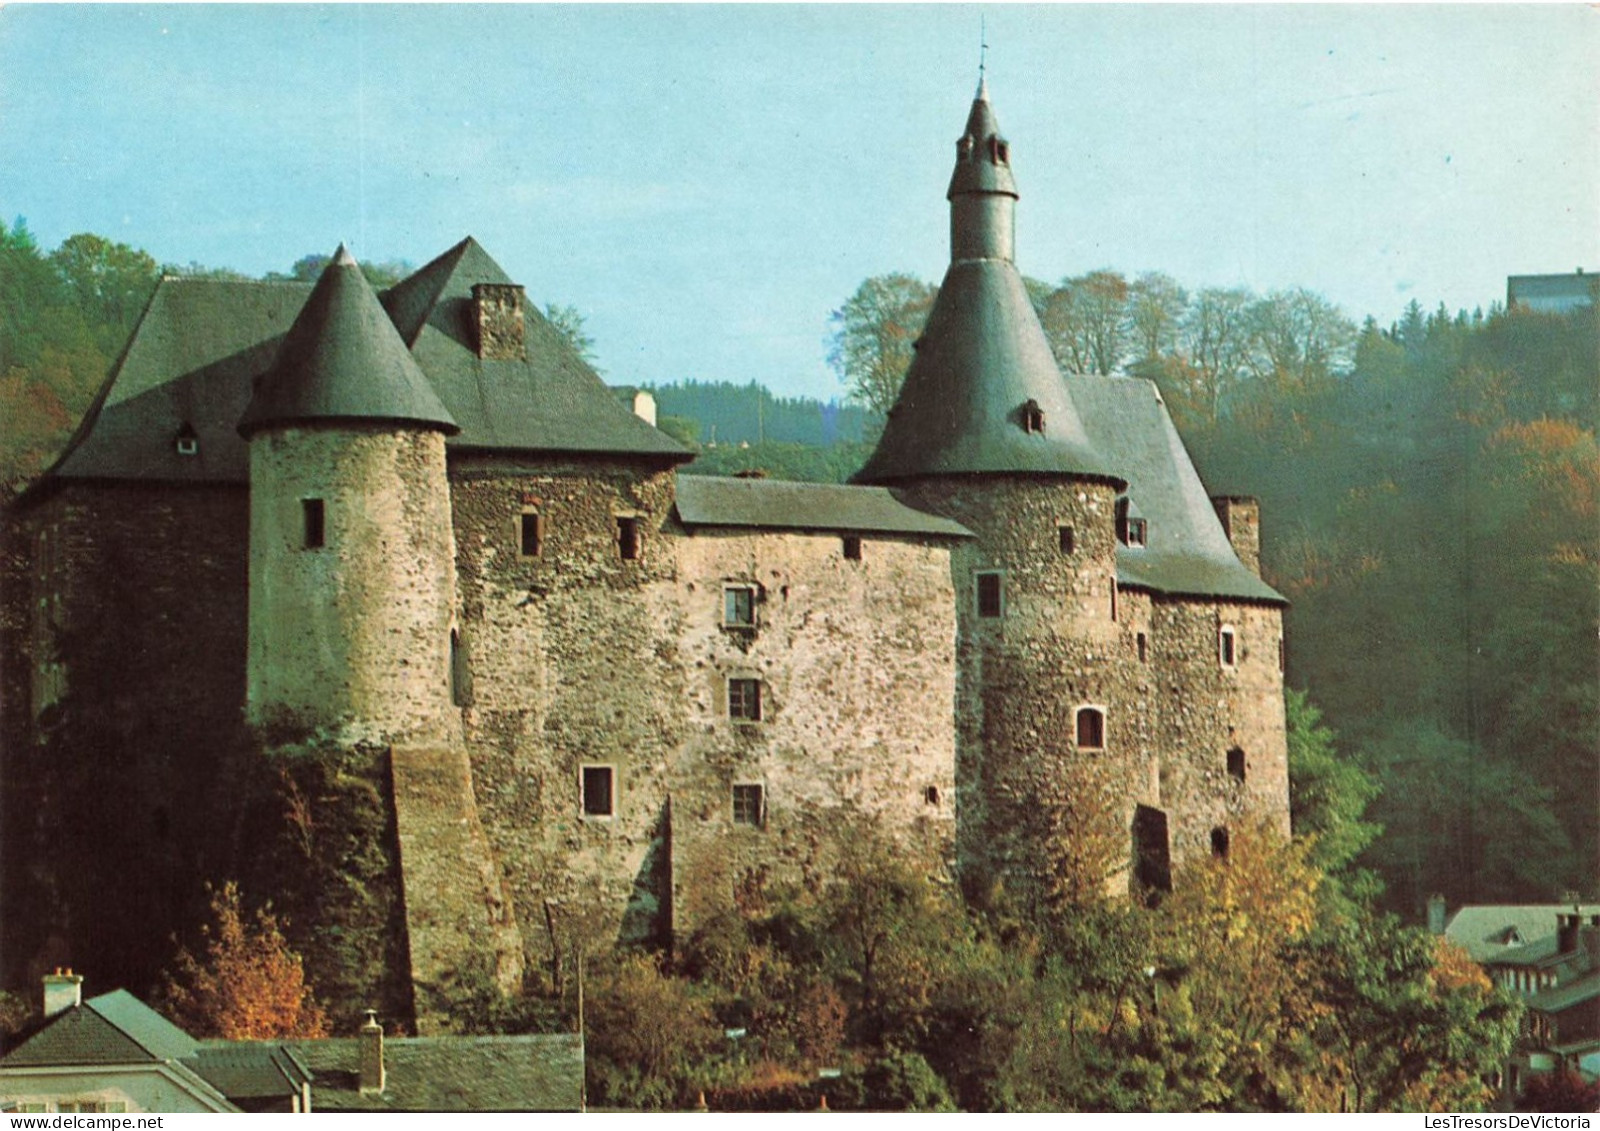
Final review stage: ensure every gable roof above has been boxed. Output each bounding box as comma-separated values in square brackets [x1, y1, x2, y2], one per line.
[25, 238, 686, 497]
[1529, 968, 1600, 1016]
[2, 991, 197, 1067]
[674, 474, 972, 539]
[182, 1044, 312, 1101]
[1071, 376, 1286, 605]
[276, 1034, 584, 1112]
[237, 246, 458, 438]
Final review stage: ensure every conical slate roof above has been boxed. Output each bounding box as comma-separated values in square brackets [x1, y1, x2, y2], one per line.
[855, 260, 1117, 483]
[238, 246, 458, 438]
[856, 85, 1115, 486]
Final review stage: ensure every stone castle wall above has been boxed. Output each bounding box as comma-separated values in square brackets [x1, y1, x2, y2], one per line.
[248, 426, 458, 743]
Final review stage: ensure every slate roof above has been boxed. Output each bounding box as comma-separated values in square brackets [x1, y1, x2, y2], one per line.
[183, 1044, 312, 1101]
[1072, 376, 1286, 605]
[277, 1034, 584, 1112]
[1445, 905, 1600, 964]
[1, 991, 198, 1067]
[1529, 968, 1600, 1016]
[674, 474, 972, 539]
[237, 246, 458, 438]
[27, 237, 685, 497]
[947, 84, 1017, 199]
[854, 259, 1117, 485]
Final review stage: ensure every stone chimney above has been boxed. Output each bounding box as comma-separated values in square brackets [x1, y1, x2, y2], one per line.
[1557, 911, 1582, 956]
[43, 968, 83, 1018]
[1583, 915, 1600, 967]
[359, 1010, 385, 1095]
[1426, 894, 1447, 935]
[1212, 496, 1262, 575]
[471, 283, 526, 361]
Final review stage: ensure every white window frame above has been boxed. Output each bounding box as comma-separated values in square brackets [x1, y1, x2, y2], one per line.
[1219, 625, 1238, 669]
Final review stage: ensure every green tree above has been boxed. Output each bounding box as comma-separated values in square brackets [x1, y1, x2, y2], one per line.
[1285, 689, 1381, 886]
[543, 302, 600, 369]
[826, 274, 935, 420]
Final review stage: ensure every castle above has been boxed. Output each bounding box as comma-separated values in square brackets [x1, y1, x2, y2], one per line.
[0, 82, 1289, 1030]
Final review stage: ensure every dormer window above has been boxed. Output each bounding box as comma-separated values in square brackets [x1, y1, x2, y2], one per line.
[1020, 399, 1045, 434]
[990, 137, 1010, 165]
[175, 423, 199, 457]
[1116, 498, 1147, 547]
[958, 136, 975, 160]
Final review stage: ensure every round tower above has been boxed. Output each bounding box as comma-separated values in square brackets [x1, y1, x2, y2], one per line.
[856, 82, 1137, 907]
[239, 246, 462, 745]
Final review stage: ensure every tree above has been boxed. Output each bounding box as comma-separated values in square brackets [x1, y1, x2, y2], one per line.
[1127, 271, 1188, 362]
[1176, 286, 1255, 423]
[1040, 270, 1130, 376]
[1285, 689, 1381, 885]
[48, 233, 159, 347]
[826, 274, 935, 420]
[543, 302, 600, 369]
[157, 881, 328, 1040]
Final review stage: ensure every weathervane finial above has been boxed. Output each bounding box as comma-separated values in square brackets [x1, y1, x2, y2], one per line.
[977, 17, 989, 99]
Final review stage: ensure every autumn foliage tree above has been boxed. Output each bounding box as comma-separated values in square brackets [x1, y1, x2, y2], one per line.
[158, 881, 328, 1040]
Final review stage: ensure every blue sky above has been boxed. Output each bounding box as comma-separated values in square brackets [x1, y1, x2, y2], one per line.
[1, 4, 1595, 401]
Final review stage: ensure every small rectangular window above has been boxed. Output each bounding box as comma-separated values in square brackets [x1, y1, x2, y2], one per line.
[1058, 526, 1075, 554]
[732, 783, 765, 826]
[1220, 627, 1237, 667]
[617, 517, 640, 560]
[520, 512, 543, 557]
[581, 765, 615, 817]
[1137, 632, 1148, 664]
[976, 572, 1003, 619]
[1227, 747, 1246, 782]
[302, 499, 325, 549]
[1076, 707, 1106, 750]
[724, 586, 756, 628]
[728, 678, 762, 721]
[842, 535, 863, 561]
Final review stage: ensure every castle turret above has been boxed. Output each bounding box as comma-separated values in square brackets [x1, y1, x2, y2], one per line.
[240, 246, 462, 744]
[856, 83, 1131, 905]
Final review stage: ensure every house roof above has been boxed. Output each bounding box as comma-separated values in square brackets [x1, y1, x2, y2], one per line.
[1444, 905, 1600, 964]
[237, 245, 458, 438]
[26, 238, 686, 497]
[853, 259, 1116, 485]
[1072, 376, 1286, 605]
[674, 474, 972, 539]
[1, 992, 198, 1067]
[183, 1044, 312, 1100]
[1529, 968, 1600, 1016]
[277, 1034, 584, 1112]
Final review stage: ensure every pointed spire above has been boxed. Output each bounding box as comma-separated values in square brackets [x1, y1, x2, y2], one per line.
[239, 246, 458, 437]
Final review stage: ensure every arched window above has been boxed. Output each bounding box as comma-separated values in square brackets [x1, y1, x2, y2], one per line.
[1076, 706, 1106, 750]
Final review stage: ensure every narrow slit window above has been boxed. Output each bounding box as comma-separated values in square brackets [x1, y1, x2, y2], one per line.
[728, 678, 762, 722]
[1076, 707, 1106, 750]
[1059, 526, 1075, 555]
[581, 765, 615, 818]
[302, 498, 325, 549]
[617, 517, 640, 561]
[976, 572, 1004, 619]
[1110, 579, 1119, 622]
[1137, 632, 1148, 664]
[1211, 826, 1231, 859]
[1219, 626, 1237, 668]
[732, 783, 765, 827]
[520, 512, 544, 557]
[842, 535, 863, 561]
[724, 586, 756, 628]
